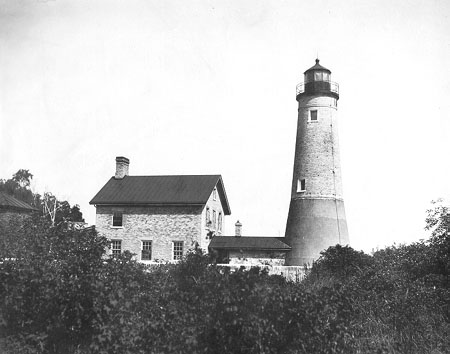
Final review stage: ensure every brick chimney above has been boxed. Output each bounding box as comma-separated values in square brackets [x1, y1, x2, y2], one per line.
[235, 220, 242, 237]
[115, 156, 130, 179]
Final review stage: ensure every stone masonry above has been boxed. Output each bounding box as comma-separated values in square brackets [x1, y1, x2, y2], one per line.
[95, 188, 225, 262]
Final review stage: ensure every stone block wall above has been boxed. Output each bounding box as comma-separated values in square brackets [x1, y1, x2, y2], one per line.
[292, 95, 343, 199]
[199, 187, 225, 251]
[95, 205, 203, 262]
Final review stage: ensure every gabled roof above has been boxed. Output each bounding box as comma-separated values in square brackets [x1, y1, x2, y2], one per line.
[90, 175, 231, 215]
[209, 236, 291, 251]
[0, 192, 38, 212]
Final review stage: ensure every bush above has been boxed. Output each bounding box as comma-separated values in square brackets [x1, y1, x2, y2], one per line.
[1, 214, 448, 354]
[304, 244, 373, 289]
[304, 241, 449, 354]
[89, 248, 354, 354]
[0, 218, 108, 353]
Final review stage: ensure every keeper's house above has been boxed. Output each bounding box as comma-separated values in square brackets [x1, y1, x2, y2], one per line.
[90, 157, 231, 262]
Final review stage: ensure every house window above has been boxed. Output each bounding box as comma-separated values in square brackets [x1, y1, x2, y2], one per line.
[142, 241, 152, 260]
[111, 240, 122, 256]
[213, 188, 217, 201]
[297, 179, 306, 192]
[212, 210, 216, 229]
[173, 241, 183, 261]
[206, 207, 210, 224]
[112, 212, 123, 227]
[218, 212, 222, 232]
[310, 110, 318, 121]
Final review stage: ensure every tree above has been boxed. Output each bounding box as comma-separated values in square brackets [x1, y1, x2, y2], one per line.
[42, 193, 84, 227]
[424, 199, 450, 280]
[12, 169, 33, 189]
[0, 170, 84, 225]
[425, 199, 449, 241]
[0, 171, 34, 206]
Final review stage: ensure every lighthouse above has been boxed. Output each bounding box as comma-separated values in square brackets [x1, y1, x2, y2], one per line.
[285, 59, 349, 266]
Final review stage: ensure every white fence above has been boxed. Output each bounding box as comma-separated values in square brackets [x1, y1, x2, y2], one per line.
[217, 264, 307, 282]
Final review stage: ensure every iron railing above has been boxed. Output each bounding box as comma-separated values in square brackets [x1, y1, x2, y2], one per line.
[296, 80, 339, 96]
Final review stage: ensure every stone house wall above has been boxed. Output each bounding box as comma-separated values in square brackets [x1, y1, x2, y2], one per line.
[199, 187, 225, 252]
[95, 205, 203, 262]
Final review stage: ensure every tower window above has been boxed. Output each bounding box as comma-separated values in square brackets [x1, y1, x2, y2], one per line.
[310, 110, 318, 121]
[297, 179, 306, 192]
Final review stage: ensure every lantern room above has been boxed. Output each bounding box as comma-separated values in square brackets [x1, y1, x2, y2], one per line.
[296, 59, 339, 101]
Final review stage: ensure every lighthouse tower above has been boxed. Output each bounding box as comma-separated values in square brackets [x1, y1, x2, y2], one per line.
[285, 59, 349, 266]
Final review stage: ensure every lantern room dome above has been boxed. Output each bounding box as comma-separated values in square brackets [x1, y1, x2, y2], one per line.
[304, 59, 331, 74]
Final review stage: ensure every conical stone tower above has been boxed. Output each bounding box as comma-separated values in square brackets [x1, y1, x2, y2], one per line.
[285, 59, 349, 266]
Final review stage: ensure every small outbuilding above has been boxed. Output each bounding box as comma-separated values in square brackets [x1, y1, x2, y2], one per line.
[0, 192, 38, 231]
[209, 235, 291, 266]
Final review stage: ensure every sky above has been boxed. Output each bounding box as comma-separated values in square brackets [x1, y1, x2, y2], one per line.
[1, 0, 449, 252]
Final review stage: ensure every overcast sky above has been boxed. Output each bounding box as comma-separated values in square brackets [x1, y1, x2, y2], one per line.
[1, 0, 449, 252]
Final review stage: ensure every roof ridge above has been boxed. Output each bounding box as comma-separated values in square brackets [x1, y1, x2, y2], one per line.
[90, 174, 231, 215]
[112, 174, 222, 178]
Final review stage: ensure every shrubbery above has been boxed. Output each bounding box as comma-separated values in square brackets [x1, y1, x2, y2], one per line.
[0, 206, 449, 353]
[305, 214, 449, 353]
[1, 218, 353, 353]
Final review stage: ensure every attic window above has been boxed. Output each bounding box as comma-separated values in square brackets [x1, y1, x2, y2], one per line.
[112, 212, 123, 227]
[213, 188, 217, 201]
[297, 179, 306, 192]
[206, 207, 210, 224]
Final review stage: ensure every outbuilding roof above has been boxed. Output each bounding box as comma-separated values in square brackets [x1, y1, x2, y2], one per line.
[0, 192, 38, 212]
[90, 175, 231, 215]
[209, 236, 291, 251]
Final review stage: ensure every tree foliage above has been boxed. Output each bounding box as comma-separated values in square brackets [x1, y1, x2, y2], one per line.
[0, 201, 448, 353]
[0, 169, 84, 224]
[12, 169, 34, 189]
[0, 219, 353, 354]
[303, 200, 450, 353]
